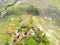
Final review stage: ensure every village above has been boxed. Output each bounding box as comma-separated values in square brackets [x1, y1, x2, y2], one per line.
[7, 17, 40, 43]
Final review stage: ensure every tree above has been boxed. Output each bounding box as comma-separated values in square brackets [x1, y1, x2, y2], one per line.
[26, 6, 40, 16]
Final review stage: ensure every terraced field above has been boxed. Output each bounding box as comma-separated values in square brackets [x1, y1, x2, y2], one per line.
[0, 0, 60, 45]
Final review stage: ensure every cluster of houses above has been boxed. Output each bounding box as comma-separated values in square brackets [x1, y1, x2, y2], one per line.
[7, 18, 39, 42]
